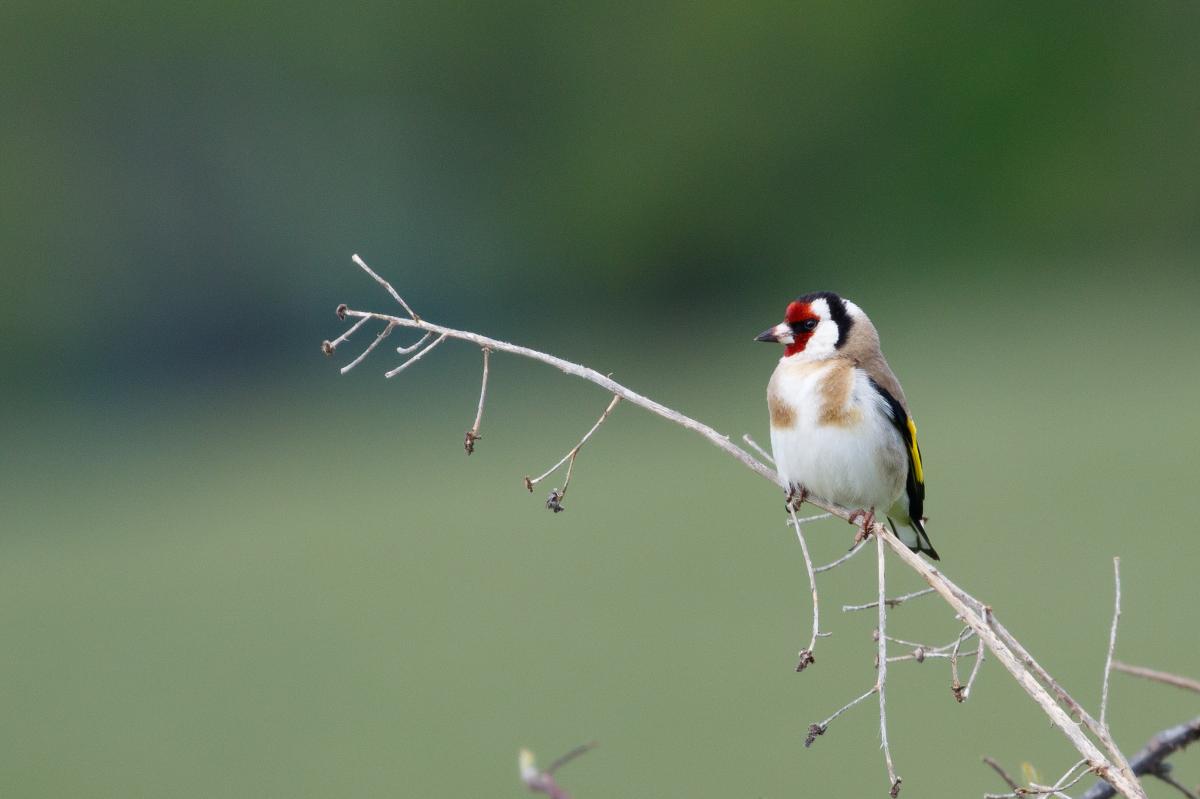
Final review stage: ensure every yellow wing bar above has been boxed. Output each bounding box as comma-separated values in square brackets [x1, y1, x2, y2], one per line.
[906, 417, 924, 484]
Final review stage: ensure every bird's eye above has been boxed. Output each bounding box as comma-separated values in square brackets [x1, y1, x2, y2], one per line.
[795, 319, 818, 332]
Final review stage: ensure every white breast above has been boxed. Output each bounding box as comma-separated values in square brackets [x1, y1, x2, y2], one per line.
[768, 360, 906, 511]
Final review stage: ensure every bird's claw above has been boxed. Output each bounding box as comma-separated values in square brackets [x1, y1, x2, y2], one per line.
[850, 508, 876, 546]
[785, 485, 809, 513]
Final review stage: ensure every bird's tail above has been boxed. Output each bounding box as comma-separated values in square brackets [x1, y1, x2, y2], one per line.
[888, 517, 940, 561]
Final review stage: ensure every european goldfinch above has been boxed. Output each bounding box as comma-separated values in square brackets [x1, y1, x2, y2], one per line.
[756, 292, 939, 560]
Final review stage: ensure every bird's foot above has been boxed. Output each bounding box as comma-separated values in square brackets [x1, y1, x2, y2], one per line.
[849, 508, 876, 546]
[785, 485, 809, 514]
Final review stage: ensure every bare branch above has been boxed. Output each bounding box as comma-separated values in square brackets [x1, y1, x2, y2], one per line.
[875, 534, 901, 797]
[1100, 557, 1121, 728]
[805, 686, 878, 747]
[384, 333, 447, 378]
[742, 433, 775, 465]
[465, 347, 491, 454]
[328, 260, 1149, 799]
[788, 506, 820, 671]
[352, 254, 420, 321]
[982, 608, 1141, 792]
[321, 314, 372, 356]
[1112, 662, 1200, 695]
[336, 306, 783, 489]
[525, 395, 621, 511]
[340, 321, 395, 374]
[843, 587, 935, 613]
[1081, 718, 1200, 799]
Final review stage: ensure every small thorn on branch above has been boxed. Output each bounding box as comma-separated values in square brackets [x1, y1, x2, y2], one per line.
[796, 649, 815, 672]
[890, 778, 902, 798]
[546, 489, 564, 513]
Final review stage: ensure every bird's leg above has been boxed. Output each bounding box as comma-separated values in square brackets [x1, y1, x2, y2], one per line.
[849, 507, 876, 547]
[785, 485, 809, 513]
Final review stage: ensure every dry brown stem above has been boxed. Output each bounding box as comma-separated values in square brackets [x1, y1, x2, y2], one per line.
[1111, 662, 1200, 695]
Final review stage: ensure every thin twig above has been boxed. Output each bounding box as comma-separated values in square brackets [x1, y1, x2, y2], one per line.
[983, 756, 1023, 792]
[1100, 557, 1121, 728]
[352, 254, 420, 321]
[843, 587, 935, 613]
[1112, 662, 1200, 694]
[984, 609, 1141, 792]
[1047, 760, 1095, 795]
[321, 314, 372, 355]
[962, 637, 985, 701]
[336, 306, 783, 489]
[876, 534, 901, 797]
[384, 333, 447, 378]
[814, 537, 865, 573]
[888, 648, 979, 664]
[525, 395, 621, 511]
[465, 347, 490, 454]
[396, 331, 432, 354]
[805, 686, 878, 747]
[742, 433, 775, 465]
[882, 633, 940, 651]
[545, 741, 599, 775]
[951, 626, 972, 701]
[788, 506, 820, 671]
[519, 743, 596, 799]
[340, 321, 395, 374]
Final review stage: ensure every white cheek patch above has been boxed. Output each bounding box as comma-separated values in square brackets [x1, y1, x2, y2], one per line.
[772, 322, 794, 344]
[802, 298, 840, 358]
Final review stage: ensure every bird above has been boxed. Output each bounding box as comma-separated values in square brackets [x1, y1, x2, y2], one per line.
[755, 292, 939, 559]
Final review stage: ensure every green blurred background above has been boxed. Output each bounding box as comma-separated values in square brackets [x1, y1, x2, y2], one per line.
[3, 2, 1198, 796]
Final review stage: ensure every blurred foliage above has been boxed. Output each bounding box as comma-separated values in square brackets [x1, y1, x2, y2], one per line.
[2, 2, 1199, 797]
[3, 1, 1199, 382]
